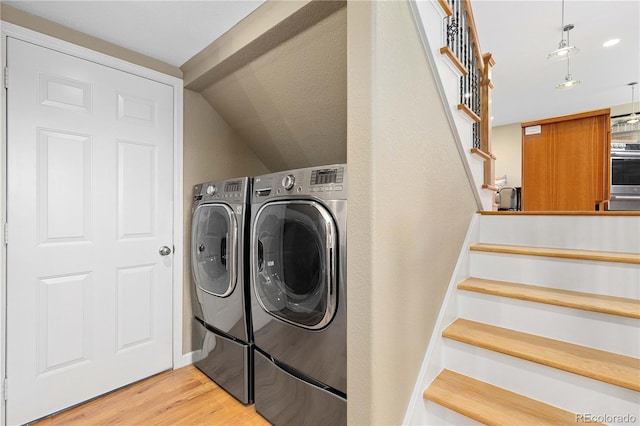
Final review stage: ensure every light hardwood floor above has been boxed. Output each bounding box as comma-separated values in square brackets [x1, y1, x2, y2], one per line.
[31, 365, 270, 425]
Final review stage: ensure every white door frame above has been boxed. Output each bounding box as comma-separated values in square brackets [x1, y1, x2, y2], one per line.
[0, 22, 184, 426]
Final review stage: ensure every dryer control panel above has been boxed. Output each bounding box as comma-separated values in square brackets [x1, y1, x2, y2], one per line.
[253, 164, 347, 201]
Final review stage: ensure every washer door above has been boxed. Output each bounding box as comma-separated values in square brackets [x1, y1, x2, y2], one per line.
[253, 201, 337, 330]
[192, 204, 238, 297]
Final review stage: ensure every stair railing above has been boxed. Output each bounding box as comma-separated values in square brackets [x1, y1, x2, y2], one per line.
[440, 0, 497, 197]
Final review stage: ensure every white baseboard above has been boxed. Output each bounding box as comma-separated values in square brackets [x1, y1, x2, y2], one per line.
[176, 350, 203, 369]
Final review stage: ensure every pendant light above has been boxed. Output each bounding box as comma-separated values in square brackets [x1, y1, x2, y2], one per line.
[627, 82, 639, 124]
[556, 52, 581, 90]
[548, 0, 579, 60]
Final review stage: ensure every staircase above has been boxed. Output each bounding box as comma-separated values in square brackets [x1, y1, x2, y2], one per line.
[404, 212, 640, 425]
[410, 0, 497, 211]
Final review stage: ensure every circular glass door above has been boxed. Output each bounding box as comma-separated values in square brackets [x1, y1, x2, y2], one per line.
[192, 204, 237, 297]
[252, 201, 337, 329]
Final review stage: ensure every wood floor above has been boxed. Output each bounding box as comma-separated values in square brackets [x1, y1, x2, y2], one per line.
[31, 365, 270, 426]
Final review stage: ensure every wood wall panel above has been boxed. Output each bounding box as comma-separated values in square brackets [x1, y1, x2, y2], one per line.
[521, 109, 610, 211]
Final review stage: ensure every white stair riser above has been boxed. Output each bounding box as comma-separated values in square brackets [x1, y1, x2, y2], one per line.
[478, 215, 640, 253]
[457, 291, 640, 358]
[417, 400, 482, 426]
[444, 340, 640, 425]
[470, 252, 640, 299]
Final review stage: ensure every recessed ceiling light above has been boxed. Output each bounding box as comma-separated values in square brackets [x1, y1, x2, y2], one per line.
[602, 38, 620, 47]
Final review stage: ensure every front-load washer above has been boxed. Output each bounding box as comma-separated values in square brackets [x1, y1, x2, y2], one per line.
[191, 177, 253, 404]
[250, 164, 347, 425]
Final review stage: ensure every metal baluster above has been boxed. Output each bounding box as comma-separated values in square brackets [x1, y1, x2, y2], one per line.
[473, 53, 479, 115]
[468, 18, 473, 110]
[456, 1, 462, 64]
[445, 1, 459, 53]
[464, 15, 470, 109]
[460, 8, 467, 105]
[473, 113, 477, 149]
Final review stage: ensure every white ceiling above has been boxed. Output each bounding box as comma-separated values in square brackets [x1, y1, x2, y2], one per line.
[472, 0, 640, 125]
[3, 0, 638, 126]
[3, 0, 266, 67]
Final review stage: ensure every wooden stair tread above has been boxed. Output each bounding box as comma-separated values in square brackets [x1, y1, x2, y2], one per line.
[458, 277, 640, 319]
[443, 319, 640, 391]
[423, 369, 593, 426]
[470, 243, 640, 264]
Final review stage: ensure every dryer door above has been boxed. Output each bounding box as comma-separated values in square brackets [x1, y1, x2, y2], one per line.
[192, 204, 238, 297]
[253, 200, 337, 330]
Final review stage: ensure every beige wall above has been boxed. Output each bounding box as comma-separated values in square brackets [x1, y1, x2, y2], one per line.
[492, 123, 522, 187]
[611, 102, 635, 117]
[182, 89, 269, 353]
[347, 2, 477, 424]
[492, 102, 634, 189]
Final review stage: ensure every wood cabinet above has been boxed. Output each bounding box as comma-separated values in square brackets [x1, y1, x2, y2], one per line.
[521, 109, 611, 211]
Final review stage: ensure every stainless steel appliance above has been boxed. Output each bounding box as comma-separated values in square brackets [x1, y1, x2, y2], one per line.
[191, 177, 253, 404]
[610, 122, 640, 211]
[250, 164, 347, 425]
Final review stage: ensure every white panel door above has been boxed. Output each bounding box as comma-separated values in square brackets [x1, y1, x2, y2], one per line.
[5, 37, 174, 425]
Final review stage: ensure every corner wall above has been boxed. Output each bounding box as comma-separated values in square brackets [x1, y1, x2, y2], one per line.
[347, 1, 477, 424]
[182, 89, 269, 354]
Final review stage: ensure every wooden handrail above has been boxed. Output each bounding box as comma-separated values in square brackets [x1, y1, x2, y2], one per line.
[461, 0, 484, 73]
[437, 0, 453, 17]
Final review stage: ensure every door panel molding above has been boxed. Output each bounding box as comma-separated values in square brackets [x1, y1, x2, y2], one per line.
[1, 21, 184, 426]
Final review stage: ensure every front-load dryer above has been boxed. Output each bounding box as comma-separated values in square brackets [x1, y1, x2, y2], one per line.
[191, 177, 253, 404]
[250, 164, 347, 425]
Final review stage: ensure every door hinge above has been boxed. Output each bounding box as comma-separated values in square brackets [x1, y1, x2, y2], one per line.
[3, 67, 8, 89]
[4, 223, 8, 245]
[3, 378, 7, 401]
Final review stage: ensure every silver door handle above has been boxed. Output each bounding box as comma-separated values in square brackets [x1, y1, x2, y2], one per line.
[159, 246, 172, 256]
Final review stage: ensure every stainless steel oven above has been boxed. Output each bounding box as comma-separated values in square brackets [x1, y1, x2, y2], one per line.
[610, 142, 640, 211]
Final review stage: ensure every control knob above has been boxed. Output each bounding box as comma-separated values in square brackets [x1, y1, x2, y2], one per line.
[281, 174, 295, 190]
[206, 185, 217, 196]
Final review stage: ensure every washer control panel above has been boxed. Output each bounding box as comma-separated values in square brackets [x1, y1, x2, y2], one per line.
[193, 177, 249, 204]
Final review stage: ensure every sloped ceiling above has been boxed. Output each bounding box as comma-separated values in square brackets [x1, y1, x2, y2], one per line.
[195, 5, 347, 173]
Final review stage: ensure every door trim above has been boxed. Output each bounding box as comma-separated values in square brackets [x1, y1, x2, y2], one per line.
[0, 21, 184, 425]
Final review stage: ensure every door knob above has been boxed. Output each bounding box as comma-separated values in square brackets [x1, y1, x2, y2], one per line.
[159, 246, 172, 256]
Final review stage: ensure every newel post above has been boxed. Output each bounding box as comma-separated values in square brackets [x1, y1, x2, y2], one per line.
[481, 52, 496, 196]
